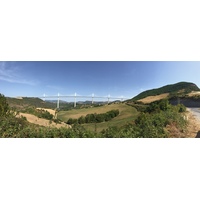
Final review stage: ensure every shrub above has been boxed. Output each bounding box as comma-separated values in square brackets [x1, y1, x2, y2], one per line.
[177, 104, 186, 113]
[0, 94, 10, 116]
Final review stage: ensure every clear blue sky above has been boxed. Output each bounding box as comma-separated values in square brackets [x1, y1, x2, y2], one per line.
[1, 61, 200, 100]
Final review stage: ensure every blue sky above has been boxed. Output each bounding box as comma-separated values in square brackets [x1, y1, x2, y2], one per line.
[1, 61, 200, 101]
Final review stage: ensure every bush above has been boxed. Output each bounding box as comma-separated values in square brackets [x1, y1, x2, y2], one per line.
[145, 99, 171, 113]
[177, 104, 186, 113]
[78, 116, 85, 124]
[99, 102, 187, 138]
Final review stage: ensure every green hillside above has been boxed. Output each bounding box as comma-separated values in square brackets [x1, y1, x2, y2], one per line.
[131, 82, 200, 101]
[58, 103, 139, 132]
[6, 97, 56, 109]
[6, 97, 104, 111]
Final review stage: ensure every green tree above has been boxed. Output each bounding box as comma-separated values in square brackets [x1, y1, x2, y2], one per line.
[159, 99, 170, 111]
[78, 116, 85, 124]
[0, 94, 9, 116]
[96, 114, 105, 123]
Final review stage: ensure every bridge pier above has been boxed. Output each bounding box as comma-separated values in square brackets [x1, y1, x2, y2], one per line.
[74, 93, 77, 108]
[92, 94, 94, 105]
[57, 93, 60, 109]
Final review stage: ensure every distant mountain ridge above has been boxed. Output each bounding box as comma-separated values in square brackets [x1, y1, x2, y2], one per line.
[6, 97, 55, 109]
[6, 97, 109, 110]
[132, 82, 200, 101]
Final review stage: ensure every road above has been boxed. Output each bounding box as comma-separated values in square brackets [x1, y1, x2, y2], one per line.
[186, 108, 200, 138]
[187, 107, 200, 121]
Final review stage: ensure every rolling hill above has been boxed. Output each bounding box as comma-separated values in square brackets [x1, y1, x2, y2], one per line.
[58, 103, 139, 132]
[131, 82, 200, 103]
[6, 97, 56, 109]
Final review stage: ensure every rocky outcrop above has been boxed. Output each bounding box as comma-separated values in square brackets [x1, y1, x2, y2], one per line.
[169, 98, 200, 107]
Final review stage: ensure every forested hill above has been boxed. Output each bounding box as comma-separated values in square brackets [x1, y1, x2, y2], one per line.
[131, 82, 200, 101]
[6, 97, 55, 109]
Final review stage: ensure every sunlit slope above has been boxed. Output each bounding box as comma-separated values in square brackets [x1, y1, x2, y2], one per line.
[6, 97, 55, 109]
[58, 103, 139, 132]
[131, 82, 200, 102]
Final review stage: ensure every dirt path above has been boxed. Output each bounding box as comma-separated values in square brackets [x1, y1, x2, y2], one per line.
[185, 108, 200, 138]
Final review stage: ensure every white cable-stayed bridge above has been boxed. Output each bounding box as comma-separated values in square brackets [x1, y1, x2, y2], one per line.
[40, 93, 129, 109]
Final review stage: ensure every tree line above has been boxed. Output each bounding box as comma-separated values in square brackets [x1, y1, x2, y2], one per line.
[67, 109, 120, 125]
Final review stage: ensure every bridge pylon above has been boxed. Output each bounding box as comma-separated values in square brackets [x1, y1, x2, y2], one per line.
[57, 93, 60, 109]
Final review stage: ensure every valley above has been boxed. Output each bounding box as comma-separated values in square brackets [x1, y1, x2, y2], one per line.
[2, 81, 200, 138]
[58, 103, 139, 132]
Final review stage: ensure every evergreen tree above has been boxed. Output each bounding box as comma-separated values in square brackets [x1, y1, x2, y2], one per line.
[0, 94, 9, 116]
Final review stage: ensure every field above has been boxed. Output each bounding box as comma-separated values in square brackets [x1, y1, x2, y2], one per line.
[58, 103, 139, 132]
[138, 93, 169, 104]
[188, 91, 200, 97]
[19, 112, 70, 128]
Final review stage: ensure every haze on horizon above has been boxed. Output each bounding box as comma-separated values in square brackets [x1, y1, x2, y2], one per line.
[1, 61, 200, 100]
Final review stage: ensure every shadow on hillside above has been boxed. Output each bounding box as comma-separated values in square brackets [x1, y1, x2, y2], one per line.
[195, 131, 200, 138]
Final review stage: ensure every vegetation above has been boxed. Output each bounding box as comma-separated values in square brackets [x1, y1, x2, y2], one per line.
[58, 103, 139, 132]
[101, 99, 187, 138]
[131, 82, 200, 101]
[126, 101, 147, 112]
[6, 97, 56, 109]
[21, 107, 54, 120]
[59, 102, 105, 111]
[0, 92, 189, 138]
[67, 109, 120, 125]
[0, 94, 10, 116]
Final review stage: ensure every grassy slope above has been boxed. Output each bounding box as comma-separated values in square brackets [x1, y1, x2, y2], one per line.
[131, 82, 200, 101]
[138, 93, 169, 104]
[6, 97, 56, 109]
[58, 103, 139, 132]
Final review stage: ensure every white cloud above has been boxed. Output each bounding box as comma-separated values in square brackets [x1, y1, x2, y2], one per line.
[0, 62, 38, 85]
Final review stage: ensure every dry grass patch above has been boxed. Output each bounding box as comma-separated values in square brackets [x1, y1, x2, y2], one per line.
[137, 93, 169, 104]
[37, 108, 56, 116]
[187, 91, 200, 97]
[19, 113, 70, 128]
